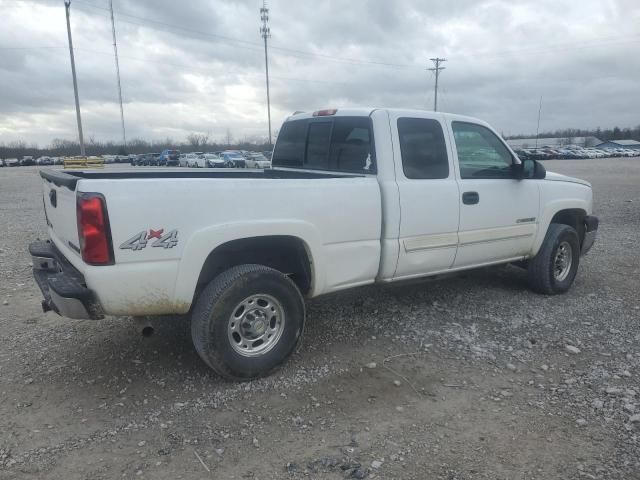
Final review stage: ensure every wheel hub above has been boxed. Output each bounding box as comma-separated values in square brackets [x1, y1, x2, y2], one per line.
[553, 241, 573, 282]
[228, 294, 285, 357]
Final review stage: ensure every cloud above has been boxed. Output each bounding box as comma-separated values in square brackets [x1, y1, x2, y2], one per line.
[1, 0, 639, 146]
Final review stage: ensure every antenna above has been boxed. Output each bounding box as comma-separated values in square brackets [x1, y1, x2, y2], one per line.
[260, 1, 272, 146]
[535, 96, 543, 148]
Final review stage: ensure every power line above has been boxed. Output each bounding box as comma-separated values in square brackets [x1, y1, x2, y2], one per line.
[428, 57, 446, 111]
[17, 0, 640, 70]
[48, 0, 421, 69]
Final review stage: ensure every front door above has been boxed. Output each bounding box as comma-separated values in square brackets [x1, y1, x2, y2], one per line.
[448, 119, 540, 268]
[391, 112, 460, 279]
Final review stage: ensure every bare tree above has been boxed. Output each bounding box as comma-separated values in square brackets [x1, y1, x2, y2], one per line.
[186, 133, 209, 149]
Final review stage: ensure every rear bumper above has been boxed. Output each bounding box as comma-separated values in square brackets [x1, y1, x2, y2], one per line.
[29, 240, 104, 319]
[581, 215, 598, 255]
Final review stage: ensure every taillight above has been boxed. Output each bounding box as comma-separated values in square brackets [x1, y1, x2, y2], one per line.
[312, 108, 337, 116]
[76, 193, 114, 265]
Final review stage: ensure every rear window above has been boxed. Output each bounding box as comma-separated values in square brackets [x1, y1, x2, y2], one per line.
[272, 116, 375, 173]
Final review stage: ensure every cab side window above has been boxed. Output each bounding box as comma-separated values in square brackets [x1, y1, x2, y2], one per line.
[452, 122, 514, 179]
[397, 118, 449, 179]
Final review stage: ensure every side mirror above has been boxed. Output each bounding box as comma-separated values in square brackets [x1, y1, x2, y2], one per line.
[516, 158, 546, 180]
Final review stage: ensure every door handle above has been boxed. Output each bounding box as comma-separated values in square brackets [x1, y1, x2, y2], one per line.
[462, 191, 479, 205]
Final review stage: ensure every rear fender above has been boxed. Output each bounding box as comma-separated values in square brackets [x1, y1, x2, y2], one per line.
[173, 220, 323, 308]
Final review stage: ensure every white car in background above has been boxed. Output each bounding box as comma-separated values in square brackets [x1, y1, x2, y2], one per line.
[183, 153, 202, 168]
[245, 152, 272, 168]
[198, 153, 225, 168]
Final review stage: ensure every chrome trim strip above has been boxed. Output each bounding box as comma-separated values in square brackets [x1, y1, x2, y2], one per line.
[459, 224, 536, 246]
[403, 233, 458, 253]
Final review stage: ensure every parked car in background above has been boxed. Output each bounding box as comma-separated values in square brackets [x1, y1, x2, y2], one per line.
[20, 156, 35, 166]
[158, 149, 180, 166]
[221, 151, 246, 167]
[262, 150, 273, 160]
[132, 154, 146, 166]
[184, 152, 205, 167]
[198, 153, 225, 168]
[0, 159, 4, 167]
[5, 158, 19, 167]
[245, 152, 271, 168]
[36, 156, 53, 165]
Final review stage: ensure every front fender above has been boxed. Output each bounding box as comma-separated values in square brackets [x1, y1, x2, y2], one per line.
[531, 194, 591, 256]
[172, 220, 324, 309]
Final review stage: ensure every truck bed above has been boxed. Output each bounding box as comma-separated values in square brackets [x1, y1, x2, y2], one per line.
[40, 168, 359, 190]
[39, 166, 382, 315]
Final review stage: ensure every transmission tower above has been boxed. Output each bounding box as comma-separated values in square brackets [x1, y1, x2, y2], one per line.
[428, 57, 446, 111]
[260, 1, 272, 146]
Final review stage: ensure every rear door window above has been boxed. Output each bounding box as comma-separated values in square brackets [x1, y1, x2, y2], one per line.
[397, 118, 449, 179]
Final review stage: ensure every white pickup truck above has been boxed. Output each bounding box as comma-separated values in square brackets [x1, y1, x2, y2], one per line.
[31, 108, 598, 379]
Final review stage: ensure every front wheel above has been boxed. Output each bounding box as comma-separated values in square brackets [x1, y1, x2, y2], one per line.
[191, 264, 305, 380]
[527, 223, 580, 294]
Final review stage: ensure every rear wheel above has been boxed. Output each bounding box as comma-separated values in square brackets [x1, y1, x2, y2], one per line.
[191, 264, 305, 380]
[527, 223, 580, 294]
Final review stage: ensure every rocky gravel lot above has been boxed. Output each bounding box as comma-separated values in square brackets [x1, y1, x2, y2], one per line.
[0, 158, 639, 479]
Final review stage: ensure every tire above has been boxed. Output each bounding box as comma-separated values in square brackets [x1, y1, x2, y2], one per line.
[527, 223, 580, 294]
[191, 264, 305, 380]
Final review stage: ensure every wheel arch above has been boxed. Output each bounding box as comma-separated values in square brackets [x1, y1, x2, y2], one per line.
[195, 235, 314, 298]
[173, 223, 322, 311]
[532, 202, 589, 256]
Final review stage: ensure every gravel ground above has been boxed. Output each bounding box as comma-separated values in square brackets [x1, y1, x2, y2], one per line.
[0, 159, 639, 480]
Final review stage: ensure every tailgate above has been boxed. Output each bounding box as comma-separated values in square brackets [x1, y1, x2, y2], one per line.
[40, 170, 82, 258]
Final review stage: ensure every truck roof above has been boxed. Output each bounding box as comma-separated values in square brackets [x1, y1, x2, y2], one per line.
[286, 108, 486, 126]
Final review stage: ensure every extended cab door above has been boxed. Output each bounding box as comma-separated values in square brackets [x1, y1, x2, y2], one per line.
[447, 118, 540, 267]
[390, 112, 460, 279]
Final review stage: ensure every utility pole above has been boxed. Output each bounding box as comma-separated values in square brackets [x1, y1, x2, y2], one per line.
[109, 0, 126, 151]
[64, 0, 85, 156]
[428, 57, 446, 111]
[260, 1, 272, 146]
[535, 96, 543, 148]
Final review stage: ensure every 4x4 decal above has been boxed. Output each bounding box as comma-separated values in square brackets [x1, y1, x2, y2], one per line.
[120, 229, 178, 251]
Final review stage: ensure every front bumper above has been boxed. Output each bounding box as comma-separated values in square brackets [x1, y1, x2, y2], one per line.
[29, 240, 104, 319]
[581, 215, 598, 255]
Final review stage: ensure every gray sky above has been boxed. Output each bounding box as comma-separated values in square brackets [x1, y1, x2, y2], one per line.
[1, 0, 639, 146]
